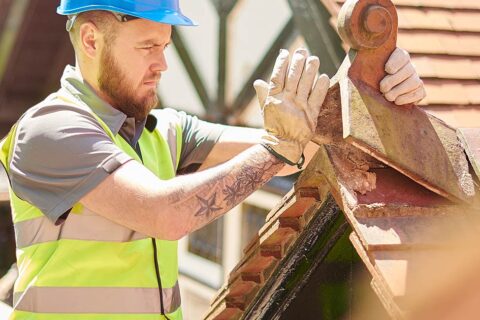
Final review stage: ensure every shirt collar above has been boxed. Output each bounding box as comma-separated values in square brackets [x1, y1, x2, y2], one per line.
[121, 117, 147, 146]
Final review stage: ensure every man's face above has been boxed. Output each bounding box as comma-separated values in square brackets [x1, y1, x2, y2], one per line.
[98, 19, 172, 120]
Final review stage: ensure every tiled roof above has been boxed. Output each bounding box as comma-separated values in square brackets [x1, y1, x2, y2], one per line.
[205, 144, 480, 319]
[205, 188, 324, 319]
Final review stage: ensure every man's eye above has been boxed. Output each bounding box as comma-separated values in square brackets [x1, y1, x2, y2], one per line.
[138, 44, 169, 51]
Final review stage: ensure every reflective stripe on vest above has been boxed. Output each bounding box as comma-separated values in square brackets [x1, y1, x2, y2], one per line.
[14, 214, 149, 248]
[13, 282, 181, 314]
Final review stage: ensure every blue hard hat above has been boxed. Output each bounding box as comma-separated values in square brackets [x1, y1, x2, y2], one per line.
[57, 0, 196, 26]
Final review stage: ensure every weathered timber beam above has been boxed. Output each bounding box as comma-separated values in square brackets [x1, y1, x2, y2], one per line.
[0, 0, 14, 33]
[229, 18, 297, 120]
[209, 0, 237, 16]
[287, 0, 344, 76]
[171, 29, 213, 115]
[0, 0, 29, 84]
[215, 13, 228, 121]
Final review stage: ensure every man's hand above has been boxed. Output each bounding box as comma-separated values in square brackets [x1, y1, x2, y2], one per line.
[254, 48, 329, 167]
[380, 47, 426, 105]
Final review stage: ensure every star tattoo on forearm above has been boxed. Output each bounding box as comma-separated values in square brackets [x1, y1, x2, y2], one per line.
[222, 161, 276, 207]
[194, 193, 222, 218]
[168, 145, 284, 232]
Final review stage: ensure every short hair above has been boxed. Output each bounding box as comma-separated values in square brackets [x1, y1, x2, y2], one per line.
[68, 11, 118, 50]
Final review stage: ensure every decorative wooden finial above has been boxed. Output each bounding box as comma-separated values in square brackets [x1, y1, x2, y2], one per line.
[338, 0, 396, 50]
[337, 0, 398, 90]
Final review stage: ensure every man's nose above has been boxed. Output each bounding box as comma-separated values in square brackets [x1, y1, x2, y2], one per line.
[151, 50, 168, 73]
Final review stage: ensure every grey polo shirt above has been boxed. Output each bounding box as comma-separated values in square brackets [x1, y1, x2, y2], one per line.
[8, 66, 226, 223]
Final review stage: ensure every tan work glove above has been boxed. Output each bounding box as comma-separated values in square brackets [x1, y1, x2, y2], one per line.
[380, 47, 426, 105]
[254, 48, 329, 168]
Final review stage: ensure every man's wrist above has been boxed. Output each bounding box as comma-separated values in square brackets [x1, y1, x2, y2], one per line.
[260, 143, 305, 169]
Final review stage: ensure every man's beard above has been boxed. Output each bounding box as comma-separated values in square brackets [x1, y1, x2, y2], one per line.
[98, 48, 159, 120]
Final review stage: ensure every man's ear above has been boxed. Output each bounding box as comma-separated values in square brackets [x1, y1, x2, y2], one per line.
[79, 22, 100, 59]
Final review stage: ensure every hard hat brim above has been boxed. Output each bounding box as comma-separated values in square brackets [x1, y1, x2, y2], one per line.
[57, 5, 197, 26]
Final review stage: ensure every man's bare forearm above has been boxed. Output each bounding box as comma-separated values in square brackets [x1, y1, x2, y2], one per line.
[159, 144, 284, 238]
[81, 144, 283, 240]
[198, 127, 319, 177]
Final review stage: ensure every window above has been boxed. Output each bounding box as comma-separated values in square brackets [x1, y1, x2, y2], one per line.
[242, 204, 269, 249]
[179, 217, 224, 289]
[188, 218, 223, 264]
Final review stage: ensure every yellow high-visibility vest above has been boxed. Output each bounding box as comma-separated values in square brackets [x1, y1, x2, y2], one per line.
[0, 93, 183, 320]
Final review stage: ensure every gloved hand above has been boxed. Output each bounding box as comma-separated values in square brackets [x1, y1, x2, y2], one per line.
[254, 48, 329, 167]
[380, 47, 426, 105]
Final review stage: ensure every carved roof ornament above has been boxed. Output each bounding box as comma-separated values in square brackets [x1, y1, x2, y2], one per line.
[315, 0, 474, 203]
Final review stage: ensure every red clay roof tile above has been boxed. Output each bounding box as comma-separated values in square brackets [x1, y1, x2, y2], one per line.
[412, 56, 480, 80]
[421, 106, 480, 128]
[398, 8, 480, 33]
[393, 0, 480, 10]
[336, 0, 480, 10]
[397, 31, 480, 56]
[422, 80, 480, 105]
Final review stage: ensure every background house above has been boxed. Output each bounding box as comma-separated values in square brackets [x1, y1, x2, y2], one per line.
[0, 0, 479, 319]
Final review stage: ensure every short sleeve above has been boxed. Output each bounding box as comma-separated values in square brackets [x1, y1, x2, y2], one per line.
[176, 111, 226, 172]
[9, 104, 132, 223]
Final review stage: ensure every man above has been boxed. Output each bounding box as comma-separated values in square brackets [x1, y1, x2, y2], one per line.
[0, 0, 425, 319]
